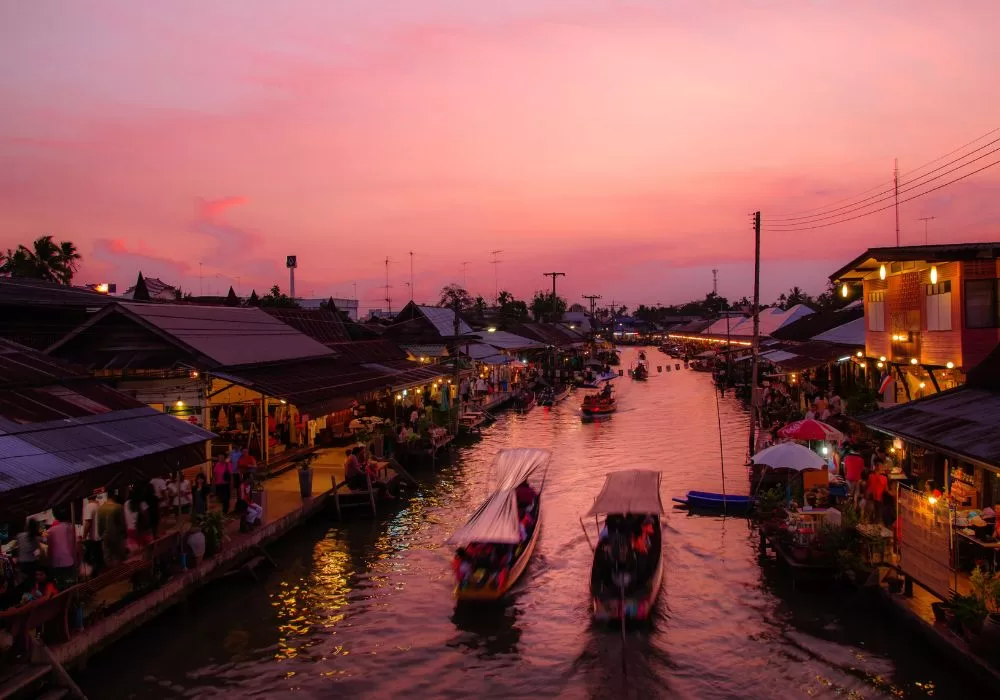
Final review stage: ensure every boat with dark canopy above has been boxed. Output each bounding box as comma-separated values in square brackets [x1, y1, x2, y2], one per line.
[449, 448, 551, 601]
[582, 469, 665, 621]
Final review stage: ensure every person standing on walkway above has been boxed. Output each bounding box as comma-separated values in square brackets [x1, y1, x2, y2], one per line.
[213, 455, 232, 515]
[98, 492, 127, 566]
[14, 519, 41, 582]
[82, 493, 104, 575]
[45, 509, 77, 587]
[193, 472, 210, 518]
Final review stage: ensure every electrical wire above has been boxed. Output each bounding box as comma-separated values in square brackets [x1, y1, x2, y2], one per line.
[761, 157, 1000, 232]
[766, 136, 1000, 224]
[767, 127, 1000, 220]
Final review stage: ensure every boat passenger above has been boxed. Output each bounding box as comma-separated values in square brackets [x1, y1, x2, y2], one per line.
[345, 448, 368, 490]
[515, 480, 536, 510]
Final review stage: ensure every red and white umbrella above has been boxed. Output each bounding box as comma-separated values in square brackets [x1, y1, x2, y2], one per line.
[777, 418, 844, 442]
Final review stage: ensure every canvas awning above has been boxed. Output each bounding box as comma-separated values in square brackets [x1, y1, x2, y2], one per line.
[447, 448, 551, 544]
[584, 469, 664, 516]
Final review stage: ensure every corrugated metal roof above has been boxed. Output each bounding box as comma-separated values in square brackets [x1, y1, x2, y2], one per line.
[0, 408, 213, 495]
[475, 331, 544, 351]
[727, 305, 815, 337]
[702, 316, 748, 336]
[52, 302, 335, 368]
[262, 307, 351, 344]
[0, 278, 113, 308]
[861, 387, 1000, 471]
[0, 338, 90, 387]
[416, 305, 474, 337]
[812, 317, 865, 346]
[770, 306, 865, 342]
[401, 344, 450, 358]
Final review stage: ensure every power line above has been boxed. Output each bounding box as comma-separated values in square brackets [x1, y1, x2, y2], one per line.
[766, 135, 1000, 224]
[761, 156, 1000, 233]
[768, 127, 1000, 219]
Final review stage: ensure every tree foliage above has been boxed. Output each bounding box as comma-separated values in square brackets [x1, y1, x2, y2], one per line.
[497, 290, 529, 321]
[1, 235, 81, 285]
[531, 290, 567, 321]
[439, 283, 474, 309]
[260, 284, 299, 308]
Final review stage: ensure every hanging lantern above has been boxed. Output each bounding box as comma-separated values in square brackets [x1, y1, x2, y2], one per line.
[879, 264, 886, 280]
[930, 265, 938, 284]
[841, 282, 849, 298]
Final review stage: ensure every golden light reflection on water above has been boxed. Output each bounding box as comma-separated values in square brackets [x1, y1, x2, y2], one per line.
[271, 536, 352, 661]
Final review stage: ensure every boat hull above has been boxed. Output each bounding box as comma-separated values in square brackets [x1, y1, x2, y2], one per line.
[454, 500, 542, 602]
[581, 402, 616, 415]
[673, 491, 753, 513]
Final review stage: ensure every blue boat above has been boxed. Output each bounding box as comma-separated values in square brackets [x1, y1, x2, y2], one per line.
[672, 491, 754, 514]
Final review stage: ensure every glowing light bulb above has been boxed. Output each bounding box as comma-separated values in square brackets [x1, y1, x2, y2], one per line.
[879, 264, 886, 280]
[946, 361, 954, 369]
[877, 361, 884, 368]
[841, 283, 849, 298]
[879, 356, 886, 362]
[919, 382, 926, 389]
[930, 265, 938, 284]
[175, 400, 184, 407]
[928, 496, 938, 505]
[910, 358, 918, 365]
[856, 351, 863, 357]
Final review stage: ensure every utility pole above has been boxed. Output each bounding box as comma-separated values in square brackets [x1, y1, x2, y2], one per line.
[490, 250, 503, 303]
[409, 251, 415, 301]
[199, 262, 203, 296]
[582, 294, 602, 318]
[461, 261, 471, 290]
[712, 268, 718, 296]
[451, 297, 462, 432]
[384, 257, 393, 315]
[894, 158, 901, 246]
[749, 211, 761, 458]
[542, 272, 566, 321]
[917, 216, 936, 245]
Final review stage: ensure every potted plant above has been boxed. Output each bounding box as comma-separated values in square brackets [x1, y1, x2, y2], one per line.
[200, 511, 228, 558]
[297, 454, 315, 498]
[971, 567, 1000, 648]
[950, 591, 987, 638]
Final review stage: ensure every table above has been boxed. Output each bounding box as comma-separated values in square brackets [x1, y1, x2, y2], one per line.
[956, 530, 1000, 571]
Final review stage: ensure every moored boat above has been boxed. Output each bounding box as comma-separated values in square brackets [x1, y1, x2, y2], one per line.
[581, 382, 616, 415]
[513, 389, 536, 412]
[537, 384, 570, 406]
[671, 491, 754, 514]
[450, 448, 551, 601]
[583, 469, 665, 621]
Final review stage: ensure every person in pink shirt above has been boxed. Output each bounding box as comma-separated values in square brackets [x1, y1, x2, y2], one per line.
[45, 507, 77, 587]
[843, 448, 865, 508]
[213, 456, 232, 515]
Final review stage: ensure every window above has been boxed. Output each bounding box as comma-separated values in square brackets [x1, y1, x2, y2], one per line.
[964, 279, 1000, 329]
[925, 281, 952, 331]
[868, 291, 886, 332]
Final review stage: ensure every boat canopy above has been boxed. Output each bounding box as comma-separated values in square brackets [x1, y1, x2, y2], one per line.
[585, 469, 664, 517]
[447, 448, 551, 545]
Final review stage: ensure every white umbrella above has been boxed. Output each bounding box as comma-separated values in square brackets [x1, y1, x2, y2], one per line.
[751, 442, 827, 472]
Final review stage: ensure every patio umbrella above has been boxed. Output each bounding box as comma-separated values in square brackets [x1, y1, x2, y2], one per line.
[777, 418, 844, 442]
[751, 443, 827, 472]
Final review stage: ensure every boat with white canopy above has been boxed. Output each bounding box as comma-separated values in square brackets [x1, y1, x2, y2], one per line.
[448, 448, 551, 601]
[581, 469, 665, 621]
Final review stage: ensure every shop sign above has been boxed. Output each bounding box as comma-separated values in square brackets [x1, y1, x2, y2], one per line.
[898, 486, 952, 599]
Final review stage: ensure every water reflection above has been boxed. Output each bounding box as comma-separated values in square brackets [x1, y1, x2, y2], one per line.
[77, 348, 981, 699]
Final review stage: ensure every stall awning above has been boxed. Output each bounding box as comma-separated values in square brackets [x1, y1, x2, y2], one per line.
[585, 469, 664, 516]
[0, 408, 213, 517]
[860, 387, 1000, 473]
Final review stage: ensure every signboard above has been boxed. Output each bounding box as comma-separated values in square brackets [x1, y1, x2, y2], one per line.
[286, 255, 297, 269]
[898, 486, 952, 599]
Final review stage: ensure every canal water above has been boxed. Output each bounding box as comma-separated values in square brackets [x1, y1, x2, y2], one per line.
[79, 349, 965, 699]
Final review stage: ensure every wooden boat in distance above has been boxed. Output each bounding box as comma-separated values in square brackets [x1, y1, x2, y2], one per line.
[671, 491, 754, 514]
[537, 384, 571, 406]
[581, 383, 616, 416]
[630, 362, 649, 381]
[450, 448, 551, 601]
[583, 470, 665, 621]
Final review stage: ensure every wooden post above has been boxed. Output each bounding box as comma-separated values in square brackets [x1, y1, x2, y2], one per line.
[261, 396, 269, 466]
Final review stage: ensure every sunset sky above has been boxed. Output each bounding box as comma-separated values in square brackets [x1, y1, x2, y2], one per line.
[2, 1, 999, 311]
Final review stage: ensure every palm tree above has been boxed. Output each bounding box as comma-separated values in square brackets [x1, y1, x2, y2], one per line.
[0, 235, 81, 284]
